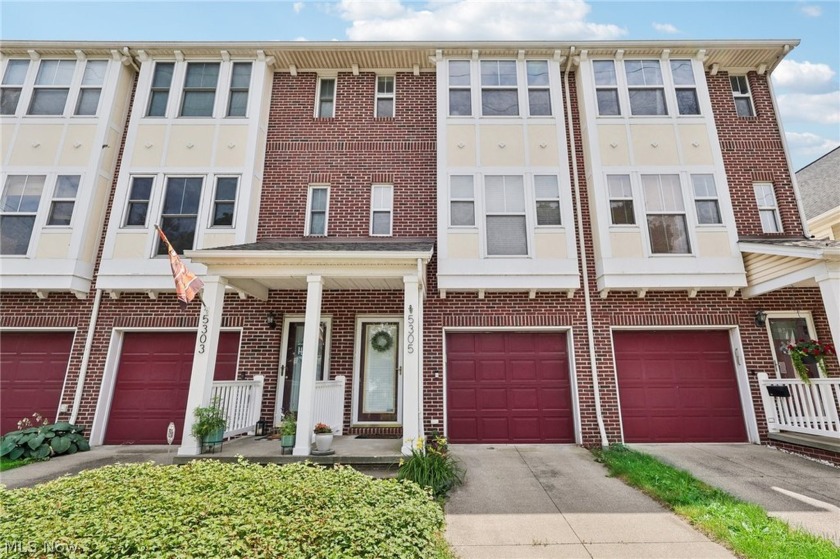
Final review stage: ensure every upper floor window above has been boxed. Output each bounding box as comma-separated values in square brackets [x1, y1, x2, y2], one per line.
[670, 60, 699, 116]
[624, 60, 666, 116]
[1, 175, 46, 255]
[1, 60, 29, 115]
[485, 175, 527, 255]
[730, 76, 755, 117]
[642, 174, 690, 254]
[157, 177, 204, 254]
[690, 174, 722, 225]
[316, 78, 336, 118]
[226, 62, 252, 117]
[306, 185, 329, 236]
[593, 60, 620, 116]
[29, 59, 76, 116]
[211, 177, 238, 227]
[370, 184, 393, 236]
[124, 176, 153, 227]
[449, 175, 475, 227]
[47, 175, 80, 226]
[375, 76, 395, 118]
[481, 60, 519, 116]
[147, 62, 174, 117]
[526, 61, 551, 116]
[607, 175, 635, 225]
[448, 60, 472, 116]
[73, 60, 107, 116]
[534, 175, 561, 225]
[180, 62, 220, 117]
[754, 182, 781, 233]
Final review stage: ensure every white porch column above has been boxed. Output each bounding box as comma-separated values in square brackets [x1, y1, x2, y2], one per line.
[178, 276, 226, 456]
[401, 275, 422, 455]
[816, 262, 840, 351]
[293, 275, 324, 456]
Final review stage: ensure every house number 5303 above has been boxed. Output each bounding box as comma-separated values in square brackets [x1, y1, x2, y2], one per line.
[197, 313, 209, 354]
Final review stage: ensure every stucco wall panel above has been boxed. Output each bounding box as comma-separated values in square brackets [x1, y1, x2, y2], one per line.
[58, 125, 97, 166]
[597, 124, 630, 166]
[630, 124, 679, 166]
[213, 125, 249, 168]
[447, 232, 479, 259]
[130, 124, 166, 167]
[527, 125, 560, 167]
[534, 231, 567, 259]
[164, 125, 215, 167]
[9, 125, 63, 166]
[479, 125, 525, 167]
[446, 125, 476, 167]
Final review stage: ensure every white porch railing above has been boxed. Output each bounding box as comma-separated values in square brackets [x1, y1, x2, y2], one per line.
[757, 373, 840, 439]
[313, 375, 346, 435]
[211, 375, 265, 438]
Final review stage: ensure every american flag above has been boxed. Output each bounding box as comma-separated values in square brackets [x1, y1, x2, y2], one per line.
[155, 225, 204, 310]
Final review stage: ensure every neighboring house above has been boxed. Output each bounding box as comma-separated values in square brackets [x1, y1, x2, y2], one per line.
[796, 146, 840, 240]
[1, 40, 838, 465]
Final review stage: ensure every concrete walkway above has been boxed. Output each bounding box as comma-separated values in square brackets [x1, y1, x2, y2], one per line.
[632, 443, 840, 546]
[446, 445, 734, 558]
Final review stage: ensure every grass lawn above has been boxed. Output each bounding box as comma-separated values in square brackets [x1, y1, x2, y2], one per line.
[0, 460, 455, 559]
[594, 445, 840, 559]
[0, 458, 35, 472]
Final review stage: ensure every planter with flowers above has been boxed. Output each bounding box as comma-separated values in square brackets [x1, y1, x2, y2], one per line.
[786, 339, 836, 383]
[313, 422, 333, 452]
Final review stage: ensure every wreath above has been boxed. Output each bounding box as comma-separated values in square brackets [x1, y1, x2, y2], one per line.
[371, 330, 394, 353]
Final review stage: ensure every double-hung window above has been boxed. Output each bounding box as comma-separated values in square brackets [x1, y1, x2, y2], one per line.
[480, 60, 518, 116]
[211, 177, 238, 227]
[375, 76, 395, 117]
[1, 175, 46, 255]
[448, 60, 471, 116]
[124, 177, 153, 227]
[526, 61, 551, 116]
[754, 182, 781, 233]
[75, 60, 107, 116]
[370, 184, 393, 236]
[642, 174, 690, 254]
[180, 62, 220, 117]
[534, 176, 561, 225]
[691, 175, 722, 225]
[485, 175, 527, 255]
[29, 59, 76, 115]
[449, 176, 475, 226]
[730, 76, 755, 117]
[316, 78, 336, 118]
[1, 60, 29, 115]
[624, 60, 666, 116]
[306, 185, 329, 236]
[147, 62, 174, 117]
[593, 60, 620, 116]
[156, 177, 203, 254]
[670, 59, 700, 115]
[47, 175, 80, 226]
[226, 62, 252, 117]
[607, 175, 635, 225]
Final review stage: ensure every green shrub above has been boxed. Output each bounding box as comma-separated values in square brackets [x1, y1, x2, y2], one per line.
[398, 432, 464, 500]
[0, 422, 89, 461]
[0, 460, 453, 559]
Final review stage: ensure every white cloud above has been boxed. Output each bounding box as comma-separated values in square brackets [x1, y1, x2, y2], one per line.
[652, 22, 679, 34]
[773, 60, 836, 93]
[777, 91, 840, 124]
[785, 131, 840, 166]
[293, 2, 304, 14]
[800, 4, 822, 17]
[337, 0, 626, 41]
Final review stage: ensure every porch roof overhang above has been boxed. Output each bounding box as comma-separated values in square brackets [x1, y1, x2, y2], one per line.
[185, 238, 435, 300]
[739, 237, 840, 298]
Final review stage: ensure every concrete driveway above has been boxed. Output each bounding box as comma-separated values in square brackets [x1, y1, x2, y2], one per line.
[632, 443, 840, 545]
[446, 444, 734, 558]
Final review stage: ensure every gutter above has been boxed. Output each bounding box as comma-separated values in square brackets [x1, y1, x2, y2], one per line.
[70, 288, 103, 424]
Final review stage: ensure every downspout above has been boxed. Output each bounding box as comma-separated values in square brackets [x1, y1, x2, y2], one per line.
[564, 47, 609, 447]
[70, 288, 103, 424]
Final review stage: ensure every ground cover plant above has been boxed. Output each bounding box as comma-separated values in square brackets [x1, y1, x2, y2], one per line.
[0, 457, 36, 472]
[594, 445, 840, 559]
[0, 459, 454, 559]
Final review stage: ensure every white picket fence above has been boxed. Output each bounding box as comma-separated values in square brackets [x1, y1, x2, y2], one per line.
[757, 373, 840, 439]
[313, 375, 346, 435]
[211, 375, 265, 438]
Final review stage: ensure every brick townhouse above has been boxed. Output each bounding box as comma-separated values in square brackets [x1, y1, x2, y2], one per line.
[1, 40, 838, 463]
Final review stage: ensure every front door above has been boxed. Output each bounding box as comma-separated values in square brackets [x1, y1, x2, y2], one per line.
[766, 314, 820, 379]
[357, 321, 400, 423]
[280, 321, 327, 415]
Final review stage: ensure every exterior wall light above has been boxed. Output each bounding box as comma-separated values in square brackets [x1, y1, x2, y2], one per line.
[266, 312, 277, 329]
[755, 309, 767, 327]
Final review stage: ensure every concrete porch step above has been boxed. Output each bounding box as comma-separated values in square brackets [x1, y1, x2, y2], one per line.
[768, 432, 840, 454]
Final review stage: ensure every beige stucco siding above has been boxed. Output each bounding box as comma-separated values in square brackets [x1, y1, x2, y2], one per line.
[446, 125, 476, 167]
[57, 125, 97, 166]
[479, 125, 525, 166]
[597, 124, 630, 166]
[447, 232, 480, 259]
[527, 125, 560, 167]
[610, 230, 644, 258]
[630, 124, 679, 166]
[534, 231, 567, 259]
[696, 230, 733, 258]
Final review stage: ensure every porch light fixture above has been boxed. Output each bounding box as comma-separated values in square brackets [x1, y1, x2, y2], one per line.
[266, 312, 277, 329]
[754, 309, 767, 328]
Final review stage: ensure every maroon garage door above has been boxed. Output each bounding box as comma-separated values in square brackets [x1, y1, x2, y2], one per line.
[104, 331, 239, 445]
[614, 330, 747, 443]
[0, 332, 75, 434]
[446, 332, 573, 443]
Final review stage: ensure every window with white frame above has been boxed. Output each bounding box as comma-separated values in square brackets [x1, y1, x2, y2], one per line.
[607, 175, 635, 225]
[180, 62, 220, 117]
[593, 60, 620, 116]
[481, 60, 519, 116]
[448, 60, 471, 116]
[485, 175, 527, 255]
[730, 76, 755, 117]
[226, 62, 252, 117]
[1, 175, 46, 255]
[691, 174, 722, 225]
[642, 174, 690, 254]
[74, 60, 107, 116]
[28, 59, 76, 115]
[449, 175, 475, 227]
[624, 60, 667, 116]
[670, 59, 700, 116]
[306, 185, 329, 236]
[526, 61, 551, 116]
[47, 175, 80, 226]
[370, 184, 393, 236]
[147, 62, 174, 117]
[156, 177, 204, 255]
[123, 176, 153, 227]
[375, 76, 395, 117]
[1, 60, 29, 115]
[316, 78, 336, 118]
[754, 182, 781, 233]
[534, 175, 561, 225]
[211, 177, 238, 227]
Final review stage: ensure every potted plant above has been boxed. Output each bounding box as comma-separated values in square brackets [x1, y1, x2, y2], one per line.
[786, 339, 836, 383]
[313, 422, 333, 452]
[190, 398, 227, 453]
[279, 412, 296, 450]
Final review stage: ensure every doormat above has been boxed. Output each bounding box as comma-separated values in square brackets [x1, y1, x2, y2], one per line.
[355, 434, 401, 439]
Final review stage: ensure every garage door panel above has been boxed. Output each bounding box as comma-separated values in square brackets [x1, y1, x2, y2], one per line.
[537, 359, 566, 380]
[448, 388, 477, 410]
[448, 360, 476, 382]
[480, 418, 510, 440]
[540, 388, 572, 411]
[509, 388, 539, 410]
[509, 360, 537, 381]
[477, 361, 506, 381]
[506, 334, 537, 352]
[476, 333, 506, 352]
[477, 389, 508, 410]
